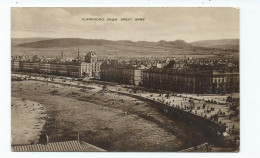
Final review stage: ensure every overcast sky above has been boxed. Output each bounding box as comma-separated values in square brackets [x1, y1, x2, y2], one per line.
[11, 7, 239, 42]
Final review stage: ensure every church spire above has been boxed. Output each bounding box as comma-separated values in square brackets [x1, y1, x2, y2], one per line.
[78, 48, 79, 59]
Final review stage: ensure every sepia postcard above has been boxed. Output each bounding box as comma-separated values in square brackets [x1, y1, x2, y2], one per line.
[11, 7, 239, 152]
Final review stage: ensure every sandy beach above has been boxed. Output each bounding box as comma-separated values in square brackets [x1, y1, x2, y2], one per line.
[11, 97, 46, 145]
[11, 80, 217, 151]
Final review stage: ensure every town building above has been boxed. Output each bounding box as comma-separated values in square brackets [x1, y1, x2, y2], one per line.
[100, 62, 145, 86]
[212, 70, 239, 93]
[84, 52, 101, 78]
[11, 51, 102, 78]
[142, 67, 239, 94]
[142, 68, 212, 94]
[11, 59, 21, 71]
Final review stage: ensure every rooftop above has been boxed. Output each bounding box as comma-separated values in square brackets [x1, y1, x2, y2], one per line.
[11, 140, 106, 152]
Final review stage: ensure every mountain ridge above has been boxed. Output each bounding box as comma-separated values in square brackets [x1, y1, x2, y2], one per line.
[190, 39, 239, 50]
[12, 37, 239, 49]
[14, 38, 193, 48]
[11, 38, 239, 57]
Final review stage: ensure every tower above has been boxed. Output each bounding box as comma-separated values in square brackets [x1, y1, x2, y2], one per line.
[84, 52, 100, 78]
[78, 48, 80, 59]
[85, 52, 97, 63]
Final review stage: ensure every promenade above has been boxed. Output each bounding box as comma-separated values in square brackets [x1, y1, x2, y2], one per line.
[104, 84, 239, 136]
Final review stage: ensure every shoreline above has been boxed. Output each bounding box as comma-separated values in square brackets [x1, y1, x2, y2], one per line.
[11, 97, 46, 145]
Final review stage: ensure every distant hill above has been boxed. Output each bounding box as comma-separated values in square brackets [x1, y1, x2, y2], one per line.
[190, 39, 239, 50]
[15, 38, 116, 48]
[11, 37, 53, 46]
[15, 38, 192, 49]
[11, 38, 239, 57]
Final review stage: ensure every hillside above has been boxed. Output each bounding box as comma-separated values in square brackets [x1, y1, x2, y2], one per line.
[190, 39, 239, 50]
[16, 38, 115, 48]
[15, 38, 192, 49]
[11, 37, 53, 46]
[11, 38, 239, 57]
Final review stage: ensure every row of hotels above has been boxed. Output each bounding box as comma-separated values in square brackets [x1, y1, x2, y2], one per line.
[100, 60, 239, 94]
[11, 52, 101, 78]
[142, 68, 239, 94]
[12, 52, 239, 94]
